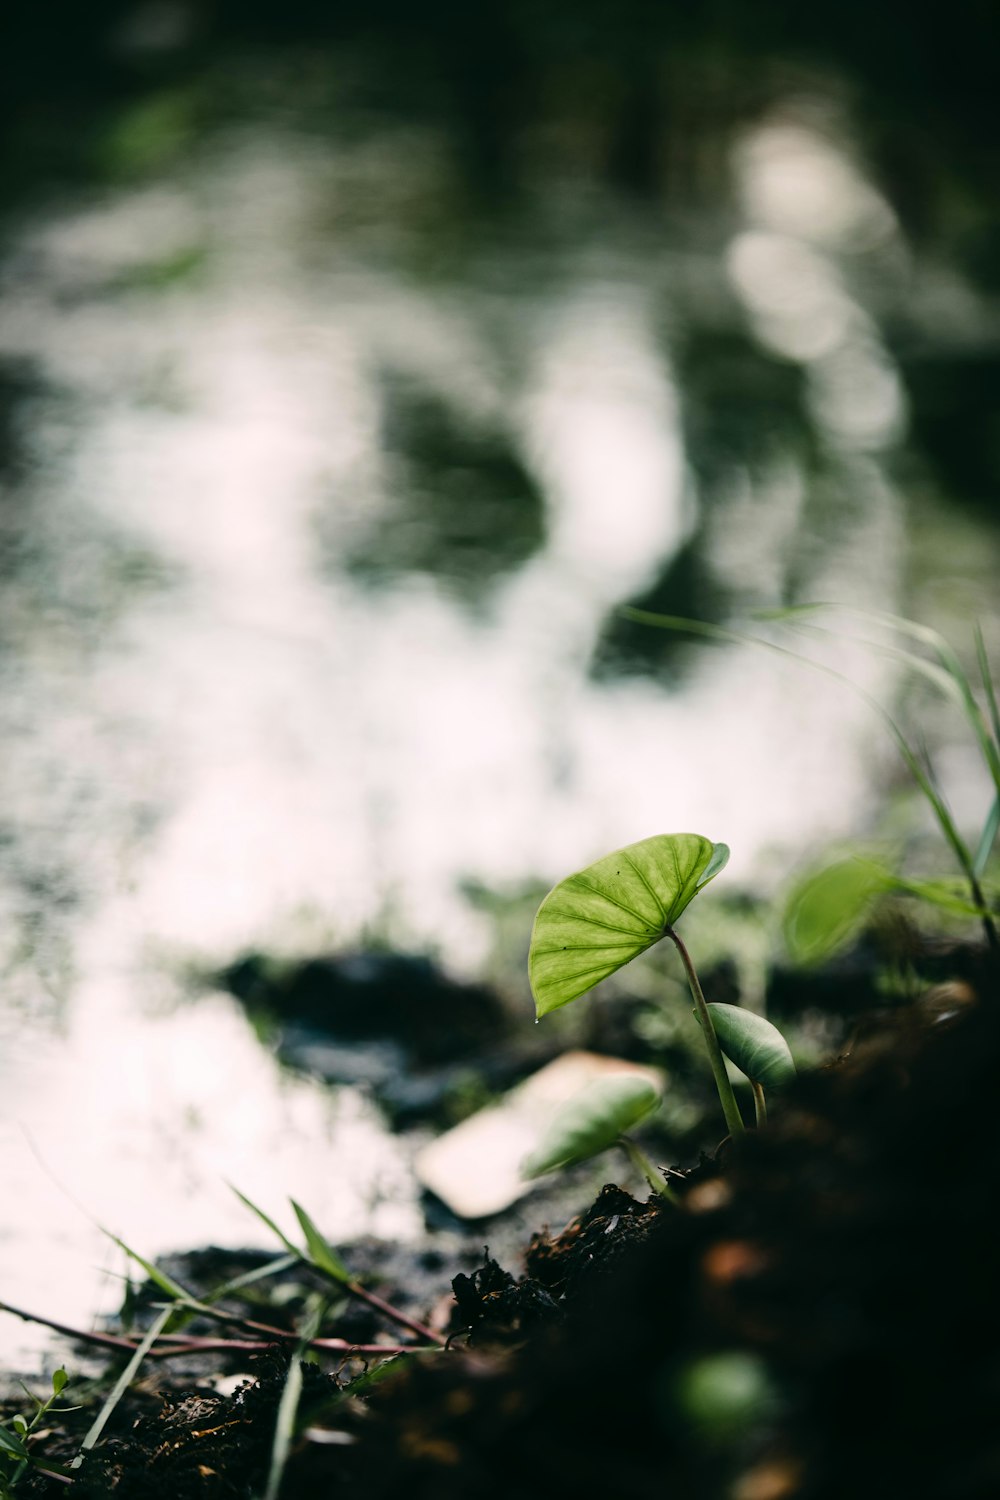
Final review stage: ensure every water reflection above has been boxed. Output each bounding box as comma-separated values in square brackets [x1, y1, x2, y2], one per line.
[733, 116, 897, 251]
[342, 373, 546, 602]
[0, 73, 996, 1370]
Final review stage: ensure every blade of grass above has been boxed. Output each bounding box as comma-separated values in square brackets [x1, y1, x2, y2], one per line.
[71, 1305, 175, 1470]
[976, 625, 1000, 751]
[768, 603, 1000, 792]
[259, 1298, 327, 1500]
[210, 1254, 299, 1301]
[102, 1230, 195, 1305]
[627, 606, 998, 950]
[290, 1201, 350, 1284]
[230, 1186, 303, 1258]
[103, 1232, 246, 1339]
[238, 1189, 446, 1346]
[974, 794, 1000, 881]
[886, 873, 995, 917]
[974, 625, 1000, 877]
[146, 1297, 299, 1343]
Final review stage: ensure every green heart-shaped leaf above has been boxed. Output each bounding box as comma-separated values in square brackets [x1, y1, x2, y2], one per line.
[521, 1074, 661, 1178]
[529, 833, 730, 1018]
[706, 1003, 795, 1087]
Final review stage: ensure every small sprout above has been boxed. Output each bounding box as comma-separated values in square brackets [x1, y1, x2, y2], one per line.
[528, 833, 745, 1137]
[706, 1005, 795, 1089]
[0, 1366, 81, 1492]
[521, 1074, 661, 1178]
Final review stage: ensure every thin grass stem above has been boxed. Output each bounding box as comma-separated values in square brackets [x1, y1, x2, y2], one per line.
[627, 608, 999, 955]
[261, 1298, 327, 1500]
[72, 1305, 174, 1470]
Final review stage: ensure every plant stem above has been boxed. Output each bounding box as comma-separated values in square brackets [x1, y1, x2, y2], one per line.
[0, 1298, 138, 1354]
[190, 1272, 445, 1350]
[177, 1286, 444, 1349]
[619, 1138, 680, 1205]
[665, 925, 745, 1138]
[751, 1080, 767, 1128]
[146, 1336, 431, 1359]
[342, 1279, 446, 1348]
[1, 1297, 439, 1364]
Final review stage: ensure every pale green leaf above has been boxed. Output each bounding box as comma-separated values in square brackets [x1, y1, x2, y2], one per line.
[973, 793, 1000, 879]
[521, 1074, 661, 1178]
[697, 840, 731, 889]
[707, 1004, 795, 1087]
[290, 1201, 351, 1284]
[783, 856, 891, 965]
[529, 833, 728, 1017]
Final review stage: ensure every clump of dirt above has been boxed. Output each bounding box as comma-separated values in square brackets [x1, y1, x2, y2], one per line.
[76, 1353, 341, 1500]
[524, 1180, 669, 1298]
[3, 1351, 342, 1498]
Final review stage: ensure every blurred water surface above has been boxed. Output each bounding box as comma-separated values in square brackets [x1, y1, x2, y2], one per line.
[2, 22, 999, 1368]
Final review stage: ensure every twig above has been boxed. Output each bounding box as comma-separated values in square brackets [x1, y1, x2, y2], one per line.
[341, 1280, 446, 1347]
[0, 1299, 138, 1355]
[169, 1291, 445, 1351]
[2, 1296, 438, 1363]
[147, 1335, 435, 1359]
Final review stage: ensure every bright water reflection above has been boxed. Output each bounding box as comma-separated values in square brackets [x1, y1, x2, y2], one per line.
[1, 93, 995, 1367]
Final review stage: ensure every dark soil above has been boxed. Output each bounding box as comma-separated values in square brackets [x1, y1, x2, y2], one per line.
[326, 986, 1000, 1500]
[7, 962, 1000, 1498]
[218, 951, 511, 1068]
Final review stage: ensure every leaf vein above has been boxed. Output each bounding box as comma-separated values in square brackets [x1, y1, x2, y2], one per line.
[569, 876, 658, 929]
[546, 959, 632, 986]
[555, 912, 655, 940]
[620, 848, 667, 924]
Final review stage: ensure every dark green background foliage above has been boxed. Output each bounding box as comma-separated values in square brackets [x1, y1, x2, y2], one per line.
[4, 2, 998, 263]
